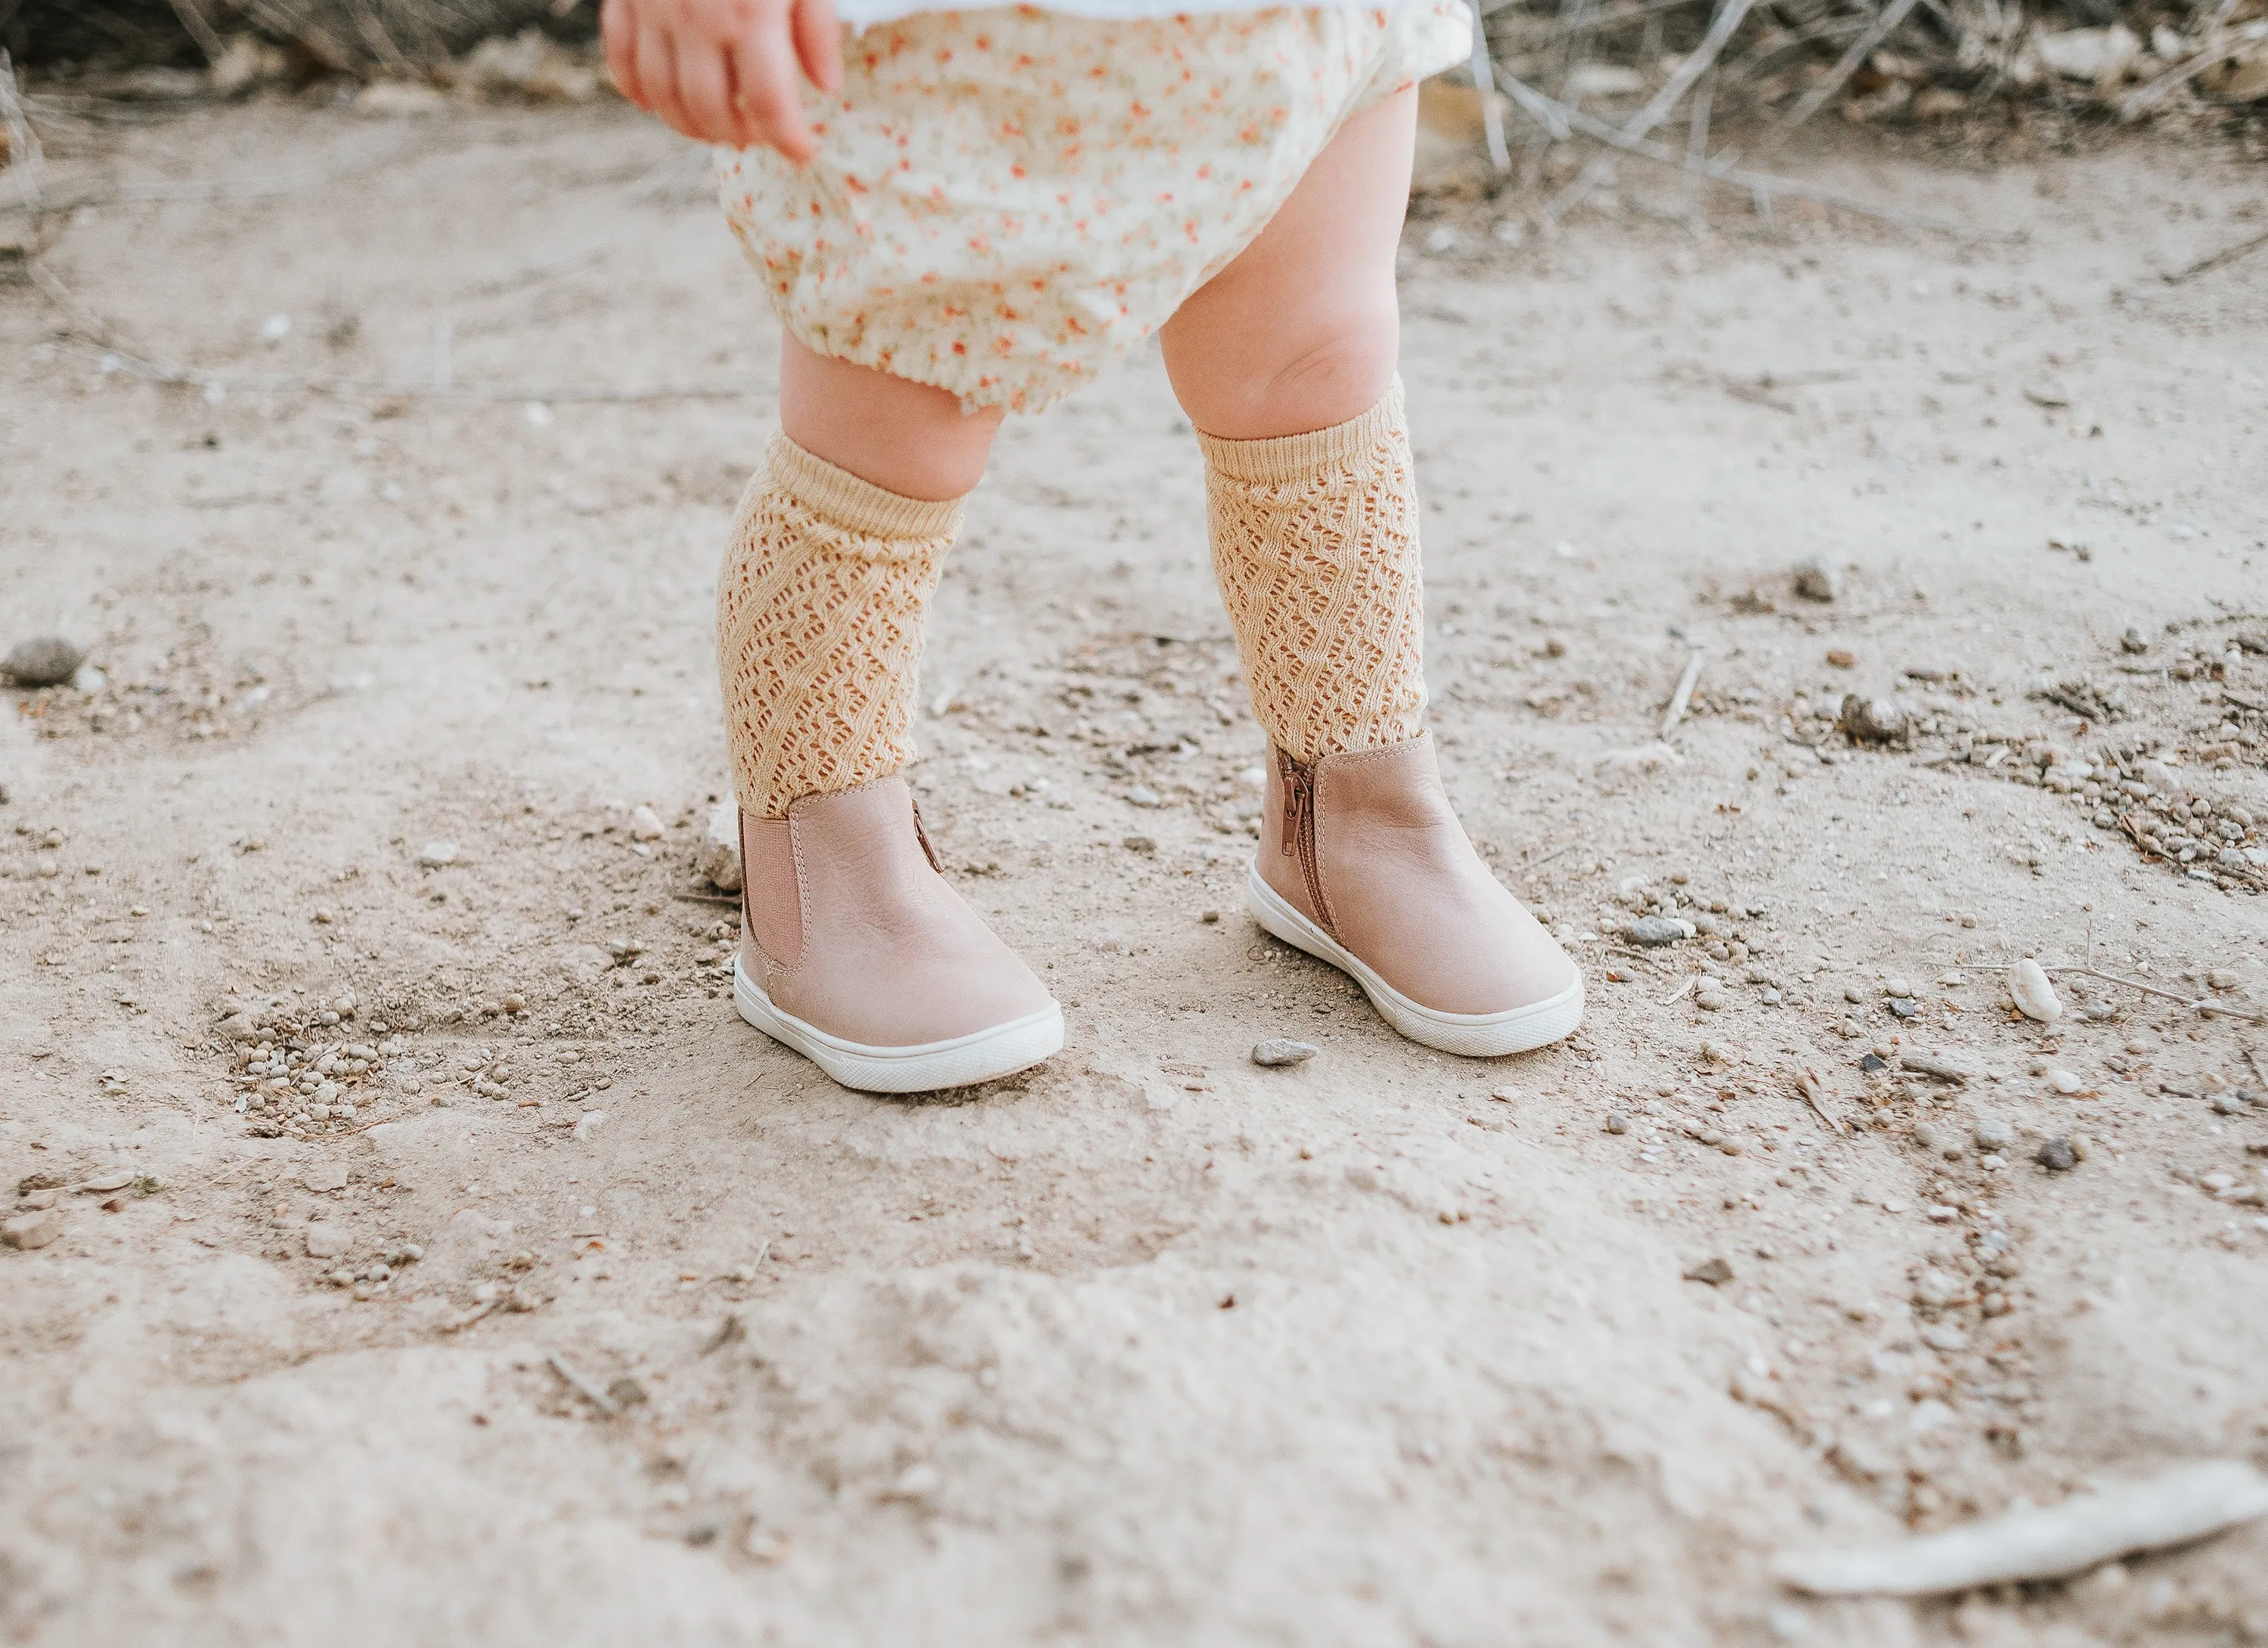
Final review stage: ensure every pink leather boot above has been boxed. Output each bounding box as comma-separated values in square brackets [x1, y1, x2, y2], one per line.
[1248, 733, 1583, 1056]
[735, 778, 1063, 1091]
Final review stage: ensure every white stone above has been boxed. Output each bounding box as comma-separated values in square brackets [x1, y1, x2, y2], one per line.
[696, 801, 743, 893]
[2009, 959, 2062, 1024]
[2036, 24, 2141, 83]
[628, 804, 666, 841]
[305, 1225, 352, 1259]
[417, 841, 458, 868]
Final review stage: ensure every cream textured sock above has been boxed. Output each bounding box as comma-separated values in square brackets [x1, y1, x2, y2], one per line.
[717, 433, 963, 819]
[1199, 379, 1427, 767]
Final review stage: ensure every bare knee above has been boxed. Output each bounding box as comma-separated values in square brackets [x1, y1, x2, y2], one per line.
[1163, 301, 1399, 441]
[779, 333, 1002, 500]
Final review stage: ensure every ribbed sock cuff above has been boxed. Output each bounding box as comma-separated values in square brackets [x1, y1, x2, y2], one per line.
[1193, 377, 1405, 486]
[767, 432, 968, 544]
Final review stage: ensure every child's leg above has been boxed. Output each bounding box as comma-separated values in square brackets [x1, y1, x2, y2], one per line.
[1158, 87, 1414, 443]
[714, 336, 1061, 1092]
[1160, 89, 1584, 1058]
[779, 336, 1004, 503]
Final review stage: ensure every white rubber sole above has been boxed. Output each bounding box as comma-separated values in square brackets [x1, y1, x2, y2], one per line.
[1246, 866, 1585, 1058]
[733, 958, 1064, 1093]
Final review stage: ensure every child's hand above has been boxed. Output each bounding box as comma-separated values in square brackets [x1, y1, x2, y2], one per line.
[602, 0, 842, 160]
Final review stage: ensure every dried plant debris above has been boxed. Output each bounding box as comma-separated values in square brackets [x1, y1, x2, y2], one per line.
[1765, 616, 2267, 892]
[1775, 1460, 2268, 1597]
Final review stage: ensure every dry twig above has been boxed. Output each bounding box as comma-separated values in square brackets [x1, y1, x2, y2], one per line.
[1547, 0, 1756, 221]
[1777, 1461, 2268, 1596]
[547, 1352, 620, 1416]
[1792, 1067, 1840, 1131]
[1495, 74, 2009, 239]
[1660, 646, 1707, 739]
[1767, 0, 1926, 141]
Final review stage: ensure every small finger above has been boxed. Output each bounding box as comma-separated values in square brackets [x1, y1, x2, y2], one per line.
[673, 41, 737, 147]
[730, 36, 814, 162]
[720, 50, 763, 150]
[601, 0, 644, 107]
[637, 23, 688, 135]
[792, 0, 842, 94]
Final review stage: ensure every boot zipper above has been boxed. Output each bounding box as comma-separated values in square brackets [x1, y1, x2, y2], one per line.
[1276, 747, 1334, 936]
[910, 798, 944, 874]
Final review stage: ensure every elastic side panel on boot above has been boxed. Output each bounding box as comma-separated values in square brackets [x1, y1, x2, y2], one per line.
[1198, 379, 1427, 767]
[717, 434, 965, 821]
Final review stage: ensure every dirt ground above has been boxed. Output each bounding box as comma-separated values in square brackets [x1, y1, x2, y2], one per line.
[2, 92, 2266, 1647]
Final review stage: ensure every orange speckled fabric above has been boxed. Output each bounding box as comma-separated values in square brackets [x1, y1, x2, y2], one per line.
[717, 2, 1470, 414]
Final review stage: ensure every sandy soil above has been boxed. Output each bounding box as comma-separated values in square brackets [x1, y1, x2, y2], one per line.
[2, 95, 2266, 1647]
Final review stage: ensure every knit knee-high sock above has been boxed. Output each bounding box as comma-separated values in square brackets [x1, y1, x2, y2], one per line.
[1198, 379, 1427, 766]
[717, 433, 964, 819]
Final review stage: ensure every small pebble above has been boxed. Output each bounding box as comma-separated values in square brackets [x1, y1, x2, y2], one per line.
[1860, 1053, 1887, 1073]
[2, 636, 87, 688]
[1884, 977, 1913, 999]
[696, 801, 743, 892]
[1974, 1118, 2014, 1151]
[2207, 970, 2239, 991]
[2034, 1137, 2077, 1172]
[1791, 557, 1842, 603]
[1888, 997, 1919, 1019]
[1682, 1256, 1734, 1286]
[305, 1225, 352, 1259]
[627, 805, 665, 841]
[1825, 648, 1857, 670]
[2046, 1067, 2083, 1095]
[1837, 695, 1907, 742]
[1126, 785, 1163, 807]
[417, 841, 459, 869]
[2009, 959, 2062, 1024]
[1624, 915, 1694, 946]
[1603, 1113, 1628, 1135]
[1250, 1039, 1317, 1068]
[2, 1208, 64, 1249]
[1696, 988, 1727, 1011]
[1122, 835, 1157, 854]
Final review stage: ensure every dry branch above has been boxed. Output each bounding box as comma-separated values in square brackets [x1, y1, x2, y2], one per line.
[1496, 73, 2014, 237]
[1776, 1461, 2268, 1597]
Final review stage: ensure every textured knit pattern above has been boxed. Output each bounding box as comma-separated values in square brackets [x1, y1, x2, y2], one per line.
[716, 1, 1470, 414]
[717, 435, 962, 819]
[1201, 380, 1426, 766]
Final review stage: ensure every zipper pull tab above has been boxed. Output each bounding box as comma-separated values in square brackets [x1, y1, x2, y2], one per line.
[1278, 748, 1311, 859]
[910, 798, 944, 874]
